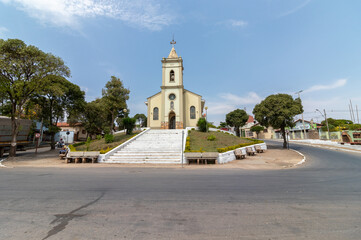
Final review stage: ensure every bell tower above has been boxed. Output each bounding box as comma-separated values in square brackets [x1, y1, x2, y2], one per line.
[160, 38, 184, 129]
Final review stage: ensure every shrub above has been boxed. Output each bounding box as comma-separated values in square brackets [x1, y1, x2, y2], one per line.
[123, 117, 136, 135]
[100, 147, 112, 154]
[72, 142, 85, 147]
[104, 134, 114, 143]
[85, 137, 92, 151]
[191, 128, 195, 130]
[207, 135, 216, 141]
[197, 117, 208, 132]
[69, 145, 76, 151]
[96, 135, 102, 140]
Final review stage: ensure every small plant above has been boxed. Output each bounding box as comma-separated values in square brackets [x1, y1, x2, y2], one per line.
[69, 145, 76, 151]
[197, 117, 208, 132]
[86, 137, 92, 151]
[96, 135, 102, 140]
[100, 146, 112, 154]
[207, 134, 216, 141]
[191, 128, 195, 131]
[104, 134, 114, 143]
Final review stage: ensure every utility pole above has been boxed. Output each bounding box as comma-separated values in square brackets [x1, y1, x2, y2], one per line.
[350, 100, 356, 123]
[295, 90, 307, 139]
[357, 105, 360, 124]
[316, 109, 330, 140]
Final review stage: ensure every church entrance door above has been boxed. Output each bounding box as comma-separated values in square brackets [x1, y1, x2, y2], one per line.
[169, 112, 176, 129]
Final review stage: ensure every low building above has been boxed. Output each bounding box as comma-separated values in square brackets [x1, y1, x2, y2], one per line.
[56, 122, 87, 142]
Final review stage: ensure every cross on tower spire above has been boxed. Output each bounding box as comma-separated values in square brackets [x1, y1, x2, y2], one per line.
[170, 35, 176, 47]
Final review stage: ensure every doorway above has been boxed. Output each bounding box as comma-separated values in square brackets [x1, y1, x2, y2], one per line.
[169, 112, 176, 129]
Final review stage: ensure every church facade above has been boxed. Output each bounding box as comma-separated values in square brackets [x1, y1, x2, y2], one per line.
[145, 45, 205, 129]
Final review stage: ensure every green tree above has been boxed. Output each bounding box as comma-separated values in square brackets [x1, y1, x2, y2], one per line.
[253, 94, 303, 148]
[197, 117, 208, 132]
[134, 113, 147, 127]
[0, 39, 70, 157]
[102, 76, 130, 132]
[250, 125, 264, 139]
[219, 121, 227, 128]
[225, 109, 248, 137]
[82, 99, 107, 137]
[122, 117, 136, 135]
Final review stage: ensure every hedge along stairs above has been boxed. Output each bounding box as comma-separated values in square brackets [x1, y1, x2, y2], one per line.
[106, 129, 184, 164]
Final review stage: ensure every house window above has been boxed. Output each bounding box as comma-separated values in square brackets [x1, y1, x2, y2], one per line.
[170, 70, 175, 82]
[82, 130, 86, 134]
[263, 129, 268, 133]
[190, 106, 196, 119]
[153, 107, 159, 120]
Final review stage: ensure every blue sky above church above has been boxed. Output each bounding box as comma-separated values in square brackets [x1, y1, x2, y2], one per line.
[1, 0, 361, 124]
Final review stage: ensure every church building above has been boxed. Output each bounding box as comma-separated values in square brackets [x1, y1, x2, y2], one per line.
[145, 41, 205, 129]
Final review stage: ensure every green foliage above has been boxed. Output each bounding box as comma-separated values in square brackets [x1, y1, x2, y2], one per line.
[134, 113, 147, 127]
[197, 117, 208, 132]
[250, 125, 264, 138]
[82, 99, 108, 136]
[207, 135, 216, 141]
[217, 140, 264, 153]
[208, 123, 217, 128]
[102, 76, 130, 132]
[253, 93, 303, 148]
[96, 135, 102, 140]
[86, 137, 92, 151]
[72, 142, 85, 147]
[69, 145, 77, 151]
[226, 109, 248, 137]
[104, 134, 114, 143]
[122, 117, 136, 135]
[0, 39, 70, 156]
[219, 121, 227, 128]
[100, 147, 112, 154]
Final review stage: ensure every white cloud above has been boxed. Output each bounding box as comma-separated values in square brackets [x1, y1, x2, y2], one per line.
[0, 0, 174, 31]
[303, 79, 347, 93]
[0, 26, 8, 36]
[206, 92, 262, 117]
[219, 19, 248, 28]
[279, 0, 311, 17]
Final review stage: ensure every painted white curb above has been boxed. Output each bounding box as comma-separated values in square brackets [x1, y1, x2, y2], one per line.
[290, 149, 306, 166]
[0, 158, 7, 168]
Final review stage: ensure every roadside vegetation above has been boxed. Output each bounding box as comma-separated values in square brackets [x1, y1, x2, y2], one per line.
[70, 131, 141, 153]
[185, 129, 263, 153]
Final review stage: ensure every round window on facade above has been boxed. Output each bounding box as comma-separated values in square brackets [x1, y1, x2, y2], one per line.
[169, 94, 176, 100]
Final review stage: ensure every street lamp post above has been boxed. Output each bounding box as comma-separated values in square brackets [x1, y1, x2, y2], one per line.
[316, 109, 330, 140]
[295, 90, 307, 139]
[123, 108, 127, 133]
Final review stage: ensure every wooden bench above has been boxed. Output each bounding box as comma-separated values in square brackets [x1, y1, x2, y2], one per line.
[65, 151, 100, 164]
[234, 148, 246, 159]
[246, 147, 256, 156]
[185, 152, 218, 165]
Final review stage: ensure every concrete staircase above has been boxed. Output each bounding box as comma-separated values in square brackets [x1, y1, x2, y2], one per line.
[107, 129, 184, 164]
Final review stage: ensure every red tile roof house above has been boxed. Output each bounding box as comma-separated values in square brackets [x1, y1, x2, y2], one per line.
[56, 122, 88, 141]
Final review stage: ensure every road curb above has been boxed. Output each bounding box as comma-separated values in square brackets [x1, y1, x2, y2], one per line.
[0, 158, 8, 168]
[290, 149, 306, 166]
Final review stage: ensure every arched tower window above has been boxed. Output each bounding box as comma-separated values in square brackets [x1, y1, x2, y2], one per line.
[190, 106, 196, 119]
[170, 70, 175, 82]
[153, 107, 159, 120]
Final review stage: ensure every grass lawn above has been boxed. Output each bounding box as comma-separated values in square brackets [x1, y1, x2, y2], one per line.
[73, 131, 141, 151]
[187, 130, 254, 152]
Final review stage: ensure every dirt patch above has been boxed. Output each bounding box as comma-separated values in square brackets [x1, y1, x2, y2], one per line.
[1, 146, 304, 170]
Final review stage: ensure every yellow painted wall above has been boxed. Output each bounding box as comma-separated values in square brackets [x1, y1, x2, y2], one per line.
[148, 92, 162, 128]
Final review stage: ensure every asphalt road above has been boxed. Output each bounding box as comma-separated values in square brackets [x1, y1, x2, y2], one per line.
[1, 142, 361, 240]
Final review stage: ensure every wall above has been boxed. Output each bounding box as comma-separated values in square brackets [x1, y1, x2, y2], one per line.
[148, 93, 162, 128]
[183, 91, 201, 128]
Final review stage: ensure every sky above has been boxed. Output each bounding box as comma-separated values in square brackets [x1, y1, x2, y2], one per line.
[1, 0, 361, 125]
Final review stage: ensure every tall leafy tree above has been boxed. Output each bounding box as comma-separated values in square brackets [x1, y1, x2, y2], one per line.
[226, 109, 249, 137]
[253, 94, 303, 148]
[82, 99, 107, 137]
[31, 76, 85, 149]
[102, 76, 130, 132]
[0, 39, 70, 157]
